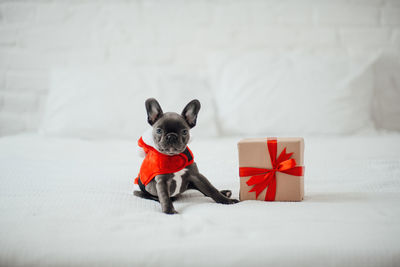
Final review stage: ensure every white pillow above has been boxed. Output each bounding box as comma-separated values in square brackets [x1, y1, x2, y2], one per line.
[39, 66, 218, 140]
[372, 52, 400, 131]
[209, 49, 378, 136]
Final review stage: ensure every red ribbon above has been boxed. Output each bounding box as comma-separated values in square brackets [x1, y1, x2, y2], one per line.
[239, 138, 304, 201]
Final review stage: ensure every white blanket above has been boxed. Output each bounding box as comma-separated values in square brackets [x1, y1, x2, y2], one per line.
[1, 134, 400, 266]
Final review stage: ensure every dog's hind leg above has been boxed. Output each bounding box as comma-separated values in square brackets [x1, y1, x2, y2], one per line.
[188, 183, 232, 198]
[133, 190, 159, 202]
[219, 190, 232, 198]
[188, 174, 238, 204]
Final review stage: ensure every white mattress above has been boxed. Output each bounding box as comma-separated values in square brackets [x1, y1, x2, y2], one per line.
[1, 134, 400, 267]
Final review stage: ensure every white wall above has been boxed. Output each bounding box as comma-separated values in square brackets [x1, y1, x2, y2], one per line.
[0, 0, 399, 136]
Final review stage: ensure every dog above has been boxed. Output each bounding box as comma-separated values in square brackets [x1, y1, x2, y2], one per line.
[134, 98, 238, 214]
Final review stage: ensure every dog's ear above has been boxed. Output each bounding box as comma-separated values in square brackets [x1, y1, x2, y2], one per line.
[181, 99, 201, 128]
[145, 98, 163, 126]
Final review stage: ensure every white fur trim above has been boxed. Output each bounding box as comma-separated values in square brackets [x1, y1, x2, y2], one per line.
[137, 147, 146, 158]
[142, 128, 157, 149]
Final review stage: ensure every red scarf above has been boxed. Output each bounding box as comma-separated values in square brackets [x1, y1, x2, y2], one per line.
[134, 137, 194, 186]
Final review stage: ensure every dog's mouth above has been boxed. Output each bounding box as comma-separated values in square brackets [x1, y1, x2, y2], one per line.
[158, 145, 185, 155]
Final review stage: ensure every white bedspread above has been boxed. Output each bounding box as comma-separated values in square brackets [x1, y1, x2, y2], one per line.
[1, 134, 400, 267]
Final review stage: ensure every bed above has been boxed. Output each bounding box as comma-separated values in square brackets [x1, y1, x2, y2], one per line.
[1, 133, 399, 266]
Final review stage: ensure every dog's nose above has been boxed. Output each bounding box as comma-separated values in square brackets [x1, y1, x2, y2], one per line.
[166, 133, 178, 143]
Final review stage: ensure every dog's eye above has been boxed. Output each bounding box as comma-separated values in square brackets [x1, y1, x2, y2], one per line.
[156, 128, 163, 134]
[182, 129, 188, 136]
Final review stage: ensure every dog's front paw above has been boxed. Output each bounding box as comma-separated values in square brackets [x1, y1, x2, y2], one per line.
[163, 207, 178, 215]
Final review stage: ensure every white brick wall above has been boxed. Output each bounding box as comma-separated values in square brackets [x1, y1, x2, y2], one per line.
[0, 0, 399, 136]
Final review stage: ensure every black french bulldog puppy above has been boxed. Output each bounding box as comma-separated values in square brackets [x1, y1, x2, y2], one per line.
[134, 98, 238, 214]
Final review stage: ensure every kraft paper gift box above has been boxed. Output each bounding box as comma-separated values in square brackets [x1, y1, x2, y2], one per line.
[238, 137, 305, 201]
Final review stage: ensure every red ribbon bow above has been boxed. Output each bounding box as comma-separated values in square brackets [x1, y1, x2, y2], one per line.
[239, 138, 304, 201]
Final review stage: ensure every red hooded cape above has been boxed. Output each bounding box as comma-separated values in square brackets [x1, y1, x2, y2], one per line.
[134, 137, 194, 186]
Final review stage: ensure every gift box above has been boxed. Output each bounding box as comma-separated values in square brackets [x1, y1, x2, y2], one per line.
[238, 137, 305, 201]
